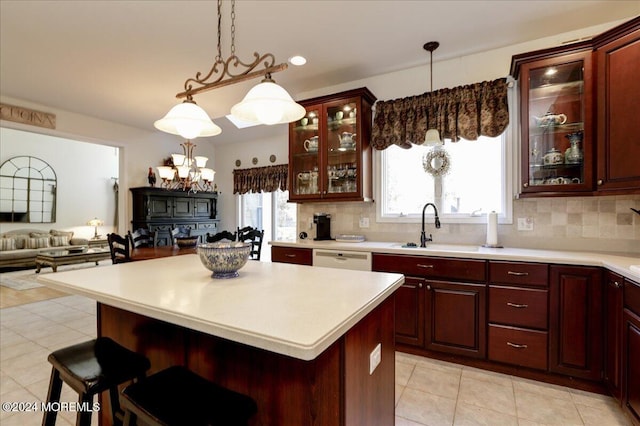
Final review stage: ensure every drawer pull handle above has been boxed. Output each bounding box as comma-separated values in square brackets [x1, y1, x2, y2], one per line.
[417, 264, 434, 269]
[285, 254, 297, 258]
[507, 271, 529, 276]
[507, 342, 528, 349]
[506, 302, 529, 308]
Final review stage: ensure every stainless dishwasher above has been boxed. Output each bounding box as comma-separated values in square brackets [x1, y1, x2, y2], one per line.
[312, 249, 372, 271]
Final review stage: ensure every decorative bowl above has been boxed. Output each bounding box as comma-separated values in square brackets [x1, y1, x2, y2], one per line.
[176, 236, 199, 249]
[197, 242, 251, 279]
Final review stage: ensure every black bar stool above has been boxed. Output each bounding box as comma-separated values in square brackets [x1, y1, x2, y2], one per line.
[120, 365, 257, 426]
[42, 337, 150, 426]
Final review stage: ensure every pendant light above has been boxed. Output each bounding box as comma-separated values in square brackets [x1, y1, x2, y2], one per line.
[423, 41, 443, 146]
[154, 96, 222, 139]
[154, 0, 304, 136]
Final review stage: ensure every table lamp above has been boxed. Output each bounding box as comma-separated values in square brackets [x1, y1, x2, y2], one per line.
[87, 218, 104, 239]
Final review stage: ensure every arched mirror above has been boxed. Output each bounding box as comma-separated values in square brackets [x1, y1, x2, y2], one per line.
[0, 156, 57, 223]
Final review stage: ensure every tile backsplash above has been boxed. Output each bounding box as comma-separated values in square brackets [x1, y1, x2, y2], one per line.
[298, 195, 640, 256]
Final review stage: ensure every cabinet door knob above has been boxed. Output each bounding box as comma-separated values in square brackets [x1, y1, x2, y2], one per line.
[523, 182, 529, 188]
[507, 342, 528, 349]
[507, 302, 529, 308]
[426, 284, 431, 291]
[613, 281, 621, 288]
[507, 271, 529, 276]
[597, 179, 603, 185]
[418, 283, 423, 288]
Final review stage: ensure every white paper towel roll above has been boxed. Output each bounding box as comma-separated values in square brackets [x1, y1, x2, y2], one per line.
[486, 211, 498, 246]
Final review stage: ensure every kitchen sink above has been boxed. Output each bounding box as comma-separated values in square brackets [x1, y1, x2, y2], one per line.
[391, 243, 479, 252]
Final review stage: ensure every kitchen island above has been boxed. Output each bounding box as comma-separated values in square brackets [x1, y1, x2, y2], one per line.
[38, 255, 404, 425]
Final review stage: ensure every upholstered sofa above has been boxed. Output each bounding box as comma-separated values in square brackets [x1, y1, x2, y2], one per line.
[0, 229, 89, 268]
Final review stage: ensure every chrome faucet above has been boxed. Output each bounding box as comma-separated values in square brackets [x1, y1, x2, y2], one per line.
[420, 203, 441, 247]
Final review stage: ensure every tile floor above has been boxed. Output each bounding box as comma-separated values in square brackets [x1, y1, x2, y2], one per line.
[0, 290, 633, 426]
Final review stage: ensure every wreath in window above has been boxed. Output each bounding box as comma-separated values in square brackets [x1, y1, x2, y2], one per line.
[422, 146, 451, 177]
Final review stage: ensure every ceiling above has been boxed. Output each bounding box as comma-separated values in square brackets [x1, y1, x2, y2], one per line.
[1, 1, 638, 145]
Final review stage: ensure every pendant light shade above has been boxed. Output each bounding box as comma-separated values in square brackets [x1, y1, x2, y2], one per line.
[231, 76, 306, 125]
[154, 100, 222, 139]
[423, 41, 443, 147]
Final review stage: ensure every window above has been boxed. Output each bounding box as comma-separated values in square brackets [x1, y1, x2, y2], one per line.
[238, 189, 296, 261]
[376, 133, 512, 224]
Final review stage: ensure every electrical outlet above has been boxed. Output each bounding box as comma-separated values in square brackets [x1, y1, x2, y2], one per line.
[517, 217, 534, 231]
[369, 343, 381, 375]
[308, 217, 314, 229]
[359, 217, 370, 228]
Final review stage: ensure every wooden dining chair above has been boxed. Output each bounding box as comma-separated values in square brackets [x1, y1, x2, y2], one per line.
[107, 233, 132, 264]
[205, 230, 237, 243]
[128, 228, 157, 248]
[237, 227, 265, 261]
[170, 226, 191, 246]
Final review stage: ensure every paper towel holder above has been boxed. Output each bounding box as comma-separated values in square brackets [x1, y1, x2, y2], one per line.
[482, 211, 503, 248]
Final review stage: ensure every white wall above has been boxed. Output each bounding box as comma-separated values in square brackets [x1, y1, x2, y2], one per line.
[0, 96, 217, 235]
[0, 127, 118, 238]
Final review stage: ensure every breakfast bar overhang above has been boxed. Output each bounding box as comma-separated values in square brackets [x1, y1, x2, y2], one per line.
[39, 255, 404, 425]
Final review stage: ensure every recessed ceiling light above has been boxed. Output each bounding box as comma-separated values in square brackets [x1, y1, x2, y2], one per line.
[289, 55, 307, 66]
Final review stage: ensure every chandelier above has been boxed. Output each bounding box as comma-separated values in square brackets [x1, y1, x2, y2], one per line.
[154, 0, 305, 139]
[156, 140, 215, 193]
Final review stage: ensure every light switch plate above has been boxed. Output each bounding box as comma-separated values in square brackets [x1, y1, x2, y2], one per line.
[369, 343, 381, 375]
[359, 217, 370, 228]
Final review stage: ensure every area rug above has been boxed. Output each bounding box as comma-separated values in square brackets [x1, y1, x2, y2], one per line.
[0, 262, 111, 290]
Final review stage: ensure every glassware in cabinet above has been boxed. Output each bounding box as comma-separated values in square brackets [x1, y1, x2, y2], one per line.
[287, 87, 376, 203]
[290, 106, 321, 197]
[513, 48, 594, 195]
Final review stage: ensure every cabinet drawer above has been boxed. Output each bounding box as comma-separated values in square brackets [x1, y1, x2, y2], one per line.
[271, 246, 312, 265]
[489, 324, 548, 370]
[489, 286, 548, 330]
[372, 254, 485, 282]
[489, 261, 548, 288]
[625, 278, 640, 315]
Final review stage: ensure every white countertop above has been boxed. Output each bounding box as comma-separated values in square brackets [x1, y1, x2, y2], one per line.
[270, 240, 640, 282]
[38, 255, 404, 361]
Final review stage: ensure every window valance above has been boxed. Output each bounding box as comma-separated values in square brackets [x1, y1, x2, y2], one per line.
[371, 78, 509, 150]
[233, 164, 288, 194]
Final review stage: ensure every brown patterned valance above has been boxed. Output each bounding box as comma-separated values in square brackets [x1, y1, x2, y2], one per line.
[371, 78, 509, 150]
[233, 164, 288, 194]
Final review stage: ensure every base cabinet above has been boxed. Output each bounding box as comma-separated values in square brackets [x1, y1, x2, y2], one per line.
[605, 271, 624, 400]
[271, 246, 312, 265]
[623, 278, 640, 425]
[394, 276, 425, 347]
[549, 265, 603, 381]
[425, 280, 486, 358]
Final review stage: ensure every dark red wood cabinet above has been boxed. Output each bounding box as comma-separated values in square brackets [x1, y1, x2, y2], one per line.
[623, 278, 640, 425]
[394, 276, 425, 347]
[594, 18, 640, 193]
[271, 246, 312, 265]
[604, 271, 624, 400]
[425, 279, 487, 358]
[372, 253, 487, 357]
[549, 265, 603, 381]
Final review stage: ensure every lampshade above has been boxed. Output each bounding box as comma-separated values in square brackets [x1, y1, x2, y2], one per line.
[157, 166, 176, 180]
[171, 154, 186, 167]
[194, 156, 208, 168]
[424, 128, 443, 146]
[230, 76, 306, 125]
[87, 218, 103, 227]
[154, 100, 222, 139]
[200, 168, 215, 182]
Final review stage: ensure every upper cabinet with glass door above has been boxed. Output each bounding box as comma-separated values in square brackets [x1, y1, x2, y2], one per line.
[288, 87, 377, 202]
[512, 45, 594, 196]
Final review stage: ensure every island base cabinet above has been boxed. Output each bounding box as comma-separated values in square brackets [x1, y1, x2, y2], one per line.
[97, 299, 395, 426]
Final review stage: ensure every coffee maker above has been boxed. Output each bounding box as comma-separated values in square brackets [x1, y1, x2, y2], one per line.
[313, 213, 333, 241]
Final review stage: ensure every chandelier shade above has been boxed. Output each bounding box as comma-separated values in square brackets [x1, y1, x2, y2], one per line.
[231, 76, 306, 125]
[154, 100, 222, 139]
[423, 41, 443, 147]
